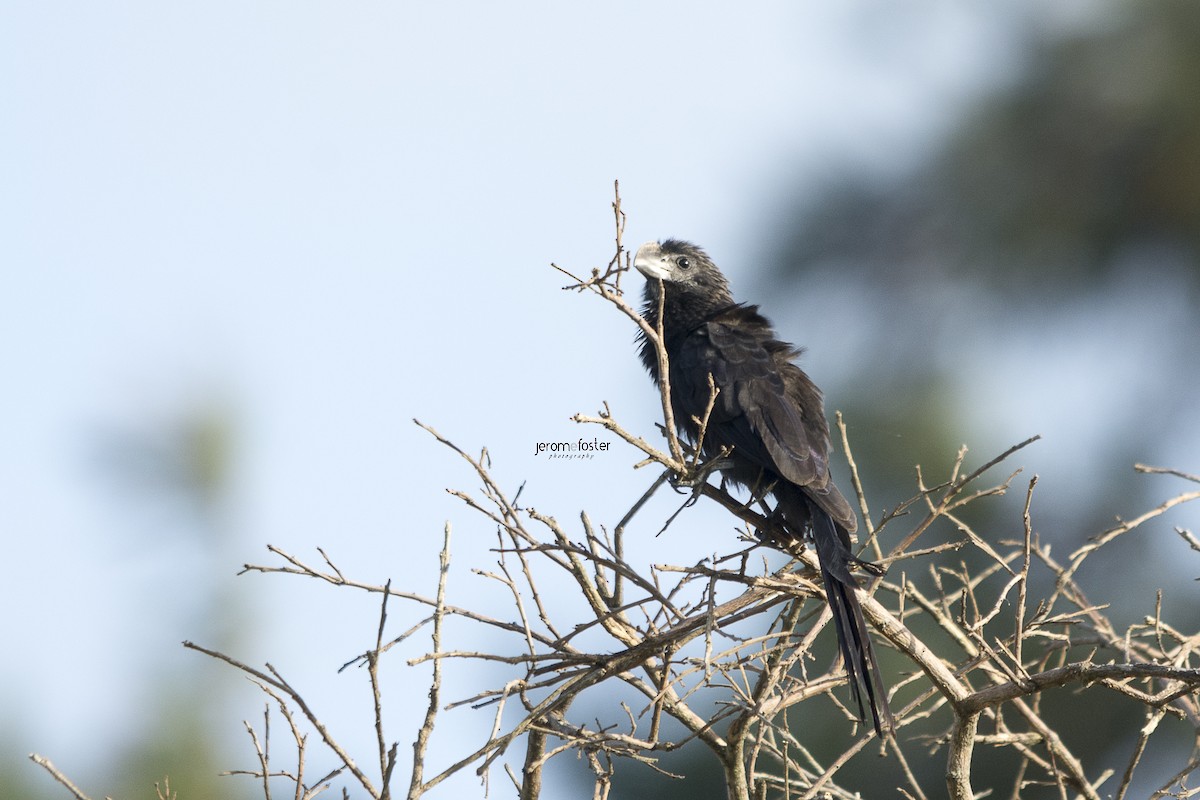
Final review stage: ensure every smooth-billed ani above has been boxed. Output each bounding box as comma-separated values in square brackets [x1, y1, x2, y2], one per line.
[634, 238, 893, 736]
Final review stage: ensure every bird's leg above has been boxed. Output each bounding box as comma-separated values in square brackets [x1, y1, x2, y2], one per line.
[737, 469, 794, 547]
[755, 502, 795, 549]
[745, 469, 778, 507]
[758, 515, 796, 550]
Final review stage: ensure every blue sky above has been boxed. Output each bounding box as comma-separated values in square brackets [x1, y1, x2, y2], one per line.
[3, 2, 1139, 796]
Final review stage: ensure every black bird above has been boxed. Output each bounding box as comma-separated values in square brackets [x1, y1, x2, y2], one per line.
[634, 238, 893, 736]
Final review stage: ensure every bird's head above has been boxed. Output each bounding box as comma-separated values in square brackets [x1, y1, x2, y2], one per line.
[633, 239, 733, 307]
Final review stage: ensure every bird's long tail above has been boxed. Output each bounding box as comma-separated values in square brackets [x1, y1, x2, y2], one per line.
[779, 490, 894, 737]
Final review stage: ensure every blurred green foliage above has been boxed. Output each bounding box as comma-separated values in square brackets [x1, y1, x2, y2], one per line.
[780, 0, 1200, 294]
[606, 2, 1200, 797]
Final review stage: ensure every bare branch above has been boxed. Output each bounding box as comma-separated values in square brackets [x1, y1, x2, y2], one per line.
[408, 524, 451, 800]
[28, 755, 94, 800]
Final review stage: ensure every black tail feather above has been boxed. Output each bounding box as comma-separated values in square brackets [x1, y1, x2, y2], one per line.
[784, 492, 894, 736]
[818, 553, 894, 736]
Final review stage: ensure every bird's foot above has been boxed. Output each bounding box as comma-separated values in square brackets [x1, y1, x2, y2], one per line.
[753, 505, 800, 551]
[655, 456, 734, 536]
[670, 456, 733, 491]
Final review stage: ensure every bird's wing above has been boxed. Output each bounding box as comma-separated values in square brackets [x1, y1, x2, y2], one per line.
[672, 316, 859, 533]
[674, 318, 828, 488]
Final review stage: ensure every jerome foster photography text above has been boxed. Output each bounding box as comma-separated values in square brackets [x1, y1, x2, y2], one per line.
[532, 437, 610, 460]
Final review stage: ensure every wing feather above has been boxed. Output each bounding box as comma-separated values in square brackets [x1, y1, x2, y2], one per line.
[705, 319, 822, 486]
[669, 314, 857, 533]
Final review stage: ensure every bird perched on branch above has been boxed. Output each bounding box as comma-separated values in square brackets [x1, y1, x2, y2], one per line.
[633, 238, 893, 737]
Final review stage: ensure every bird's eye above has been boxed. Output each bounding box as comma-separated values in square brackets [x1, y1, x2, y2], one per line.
[678, 257, 691, 269]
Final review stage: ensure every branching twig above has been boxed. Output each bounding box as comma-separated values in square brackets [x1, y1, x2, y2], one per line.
[33, 186, 1200, 800]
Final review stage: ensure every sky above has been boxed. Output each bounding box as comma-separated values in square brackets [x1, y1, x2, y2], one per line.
[1, 2, 1132, 797]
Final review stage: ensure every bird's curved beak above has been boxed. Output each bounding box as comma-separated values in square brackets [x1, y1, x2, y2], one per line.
[633, 241, 672, 281]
